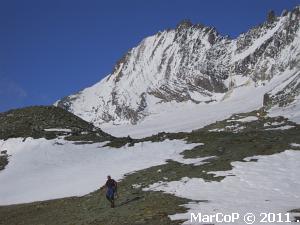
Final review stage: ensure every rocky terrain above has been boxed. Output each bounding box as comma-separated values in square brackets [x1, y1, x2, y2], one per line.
[0, 151, 8, 171]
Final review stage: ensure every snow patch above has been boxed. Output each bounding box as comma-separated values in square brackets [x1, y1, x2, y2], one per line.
[265, 125, 295, 130]
[132, 184, 142, 189]
[44, 128, 72, 132]
[144, 150, 300, 225]
[264, 121, 286, 127]
[290, 143, 300, 147]
[228, 116, 258, 123]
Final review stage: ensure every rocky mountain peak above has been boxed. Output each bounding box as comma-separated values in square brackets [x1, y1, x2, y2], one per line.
[55, 5, 300, 127]
[267, 10, 276, 23]
[176, 19, 193, 30]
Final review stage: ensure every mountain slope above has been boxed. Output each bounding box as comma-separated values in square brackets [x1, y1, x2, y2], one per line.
[55, 6, 300, 137]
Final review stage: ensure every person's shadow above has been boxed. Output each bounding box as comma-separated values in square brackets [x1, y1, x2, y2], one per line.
[118, 196, 143, 207]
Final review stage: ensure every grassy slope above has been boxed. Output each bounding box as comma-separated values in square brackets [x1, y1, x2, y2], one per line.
[0, 111, 300, 225]
[0, 106, 111, 141]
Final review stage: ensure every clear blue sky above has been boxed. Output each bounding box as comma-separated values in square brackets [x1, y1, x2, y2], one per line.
[0, 0, 299, 112]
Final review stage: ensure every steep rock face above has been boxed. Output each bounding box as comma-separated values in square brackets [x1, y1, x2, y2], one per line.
[56, 6, 300, 126]
[264, 71, 300, 107]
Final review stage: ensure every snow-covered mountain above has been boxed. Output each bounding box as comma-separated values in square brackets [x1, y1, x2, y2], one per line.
[55, 7, 300, 137]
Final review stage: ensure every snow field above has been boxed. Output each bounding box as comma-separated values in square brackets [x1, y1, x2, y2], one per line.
[144, 150, 300, 224]
[0, 138, 203, 205]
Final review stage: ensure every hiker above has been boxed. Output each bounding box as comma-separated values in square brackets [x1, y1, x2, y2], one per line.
[101, 175, 118, 208]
